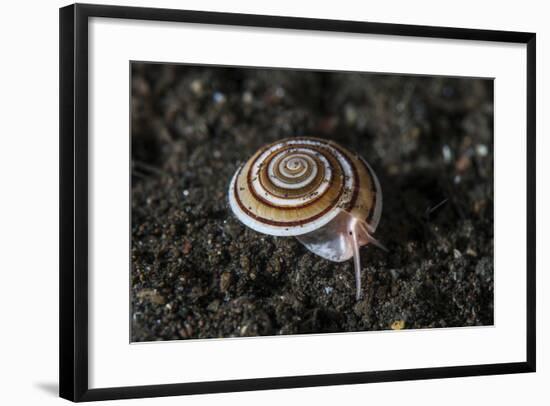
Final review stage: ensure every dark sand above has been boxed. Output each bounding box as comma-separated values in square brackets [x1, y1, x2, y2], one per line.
[131, 63, 493, 341]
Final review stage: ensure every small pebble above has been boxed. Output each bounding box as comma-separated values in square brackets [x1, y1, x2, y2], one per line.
[442, 145, 452, 163]
[274, 87, 285, 98]
[183, 240, 192, 255]
[220, 272, 232, 293]
[344, 105, 358, 125]
[184, 322, 194, 337]
[240, 256, 251, 272]
[455, 154, 471, 172]
[213, 91, 226, 104]
[242, 91, 253, 104]
[136, 289, 165, 305]
[190, 79, 203, 95]
[207, 300, 220, 312]
[391, 320, 406, 330]
[476, 144, 488, 157]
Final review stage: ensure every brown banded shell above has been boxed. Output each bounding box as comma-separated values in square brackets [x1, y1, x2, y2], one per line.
[229, 137, 381, 235]
[228, 137, 384, 300]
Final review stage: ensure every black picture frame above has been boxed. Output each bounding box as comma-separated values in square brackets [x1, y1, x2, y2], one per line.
[59, 3, 536, 402]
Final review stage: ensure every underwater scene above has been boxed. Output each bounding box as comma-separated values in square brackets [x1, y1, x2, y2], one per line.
[131, 63, 494, 341]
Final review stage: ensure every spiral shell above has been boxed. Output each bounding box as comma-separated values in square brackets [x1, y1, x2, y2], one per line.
[228, 137, 381, 237]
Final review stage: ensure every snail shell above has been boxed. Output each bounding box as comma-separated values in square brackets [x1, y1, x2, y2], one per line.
[228, 137, 383, 299]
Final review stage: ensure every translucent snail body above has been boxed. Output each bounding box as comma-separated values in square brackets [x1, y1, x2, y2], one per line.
[228, 137, 384, 300]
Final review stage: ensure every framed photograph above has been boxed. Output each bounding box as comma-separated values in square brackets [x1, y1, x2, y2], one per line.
[59, 3, 536, 402]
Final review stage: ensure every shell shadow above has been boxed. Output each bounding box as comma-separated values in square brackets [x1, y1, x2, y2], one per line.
[374, 166, 461, 253]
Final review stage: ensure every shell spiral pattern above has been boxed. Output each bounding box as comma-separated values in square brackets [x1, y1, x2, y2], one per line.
[228, 137, 382, 237]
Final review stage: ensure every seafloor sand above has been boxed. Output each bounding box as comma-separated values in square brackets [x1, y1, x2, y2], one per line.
[130, 63, 494, 341]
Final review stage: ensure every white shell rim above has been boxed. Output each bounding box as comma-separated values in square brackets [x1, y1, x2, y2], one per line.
[361, 157, 383, 231]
